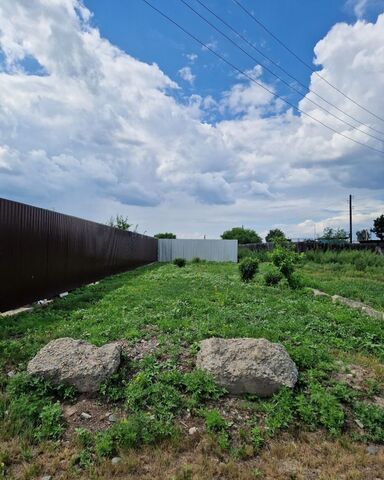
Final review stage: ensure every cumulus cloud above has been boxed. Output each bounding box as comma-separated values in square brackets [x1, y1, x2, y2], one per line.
[178, 66, 195, 85]
[0, 0, 383, 237]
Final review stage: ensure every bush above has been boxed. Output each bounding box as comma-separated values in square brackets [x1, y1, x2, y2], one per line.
[191, 257, 201, 263]
[173, 258, 186, 268]
[239, 257, 259, 282]
[263, 266, 283, 286]
[286, 271, 303, 289]
[271, 244, 302, 288]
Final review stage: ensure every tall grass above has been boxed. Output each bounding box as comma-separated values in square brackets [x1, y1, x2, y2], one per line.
[305, 250, 384, 269]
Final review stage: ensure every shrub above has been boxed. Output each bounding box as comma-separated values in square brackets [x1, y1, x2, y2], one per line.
[263, 266, 283, 286]
[173, 258, 186, 268]
[239, 257, 259, 282]
[191, 257, 201, 263]
[286, 271, 303, 289]
[271, 244, 302, 288]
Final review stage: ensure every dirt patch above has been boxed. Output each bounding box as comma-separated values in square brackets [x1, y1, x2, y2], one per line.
[113, 337, 159, 361]
[334, 362, 374, 391]
[62, 398, 126, 439]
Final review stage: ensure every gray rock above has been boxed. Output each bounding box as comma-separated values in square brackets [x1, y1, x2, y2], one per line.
[108, 414, 117, 423]
[367, 445, 379, 455]
[188, 427, 198, 435]
[196, 338, 298, 397]
[27, 338, 121, 393]
[80, 412, 92, 420]
[111, 457, 121, 465]
[41, 476, 52, 480]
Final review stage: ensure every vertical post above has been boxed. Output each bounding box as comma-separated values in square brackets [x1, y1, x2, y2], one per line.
[349, 194, 353, 244]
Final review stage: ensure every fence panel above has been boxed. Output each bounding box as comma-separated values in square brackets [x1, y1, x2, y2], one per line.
[0, 198, 158, 312]
[158, 239, 237, 262]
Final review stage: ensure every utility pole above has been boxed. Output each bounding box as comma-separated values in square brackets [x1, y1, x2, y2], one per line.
[349, 194, 353, 243]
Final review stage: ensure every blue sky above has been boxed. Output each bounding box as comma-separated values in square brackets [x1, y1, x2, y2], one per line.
[0, 0, 383, 239]
[85, 0, 381, 116]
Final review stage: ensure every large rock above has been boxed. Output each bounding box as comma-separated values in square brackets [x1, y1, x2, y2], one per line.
[196, 338, 298, 397]
[27, 338, 121, 393]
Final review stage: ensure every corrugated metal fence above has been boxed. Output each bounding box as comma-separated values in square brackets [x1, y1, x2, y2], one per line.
[158, 239, 237, 262]
[0, 198, 158, 312]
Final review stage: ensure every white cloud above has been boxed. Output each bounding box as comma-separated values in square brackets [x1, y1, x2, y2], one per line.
[178, 66, 195, 85]
[346, 0, 384, 18]
[186, 53, 198, 63]
[0, 0, 383, 238]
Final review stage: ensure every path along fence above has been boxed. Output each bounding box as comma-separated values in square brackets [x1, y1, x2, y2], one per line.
[0, 198, 158, 312]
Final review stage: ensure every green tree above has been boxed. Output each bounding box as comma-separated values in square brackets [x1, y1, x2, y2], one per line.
[356, 229, 371, 242]
[371, 215, 384, 241]
[154, 233, 176, 239]
[265, 228, 286, 243]
[321, 227, 347, 240]
[221, 227, 262, 244]
[107, 215, 131, 231]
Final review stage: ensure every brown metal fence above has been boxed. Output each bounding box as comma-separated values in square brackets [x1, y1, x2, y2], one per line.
[0, 198, 158, 312]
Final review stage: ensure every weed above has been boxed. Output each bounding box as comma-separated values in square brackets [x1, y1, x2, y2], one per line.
[250, 426, 264, 451]
[95, 413, 175, 457]
[191, 257, 201, 263]
[173, 258, 186, 268]
[201, 408, 227, 433]
[353, 402, 384, 442]
[296, 382, 344, 435]
[34, 402, 64, 441]
[239, 257, 259, 282]
[261, 388, 294, 436]
[263, 265, 283, 286]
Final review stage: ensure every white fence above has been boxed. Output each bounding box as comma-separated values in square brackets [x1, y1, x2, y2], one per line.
[158, 239, 238, 263]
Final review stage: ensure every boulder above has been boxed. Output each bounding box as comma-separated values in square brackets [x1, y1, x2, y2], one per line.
[27, 337, 121, 393]
[196, 337, 298, 397]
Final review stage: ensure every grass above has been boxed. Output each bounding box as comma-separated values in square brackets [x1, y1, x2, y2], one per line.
[0, 260, 383, 478]
[301, 250, 384, 311]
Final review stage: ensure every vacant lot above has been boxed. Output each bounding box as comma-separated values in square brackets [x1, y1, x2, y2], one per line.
[1, 261, 383, 479]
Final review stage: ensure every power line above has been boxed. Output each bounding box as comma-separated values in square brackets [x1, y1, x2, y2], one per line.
[232, 0, 384, 124]
[140, 0, 384, 155]
[193, 0, 384, 138]
[179, 0, 384, 143]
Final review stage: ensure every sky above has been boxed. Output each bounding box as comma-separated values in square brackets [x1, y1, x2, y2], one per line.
[0, 0, 383, 240]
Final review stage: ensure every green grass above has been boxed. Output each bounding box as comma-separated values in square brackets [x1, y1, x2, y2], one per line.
[301, 262, 384, 311]
[0, 261, 383, 470]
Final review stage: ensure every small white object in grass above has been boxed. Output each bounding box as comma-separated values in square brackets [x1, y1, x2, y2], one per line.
[108, 414, 117, 423]
[354, 419, 364, 429]
[111, 457, 121, 465]
[59, 292, 69, 298]
[188, 427, 198, 435]
[80, 412, 92, 420]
